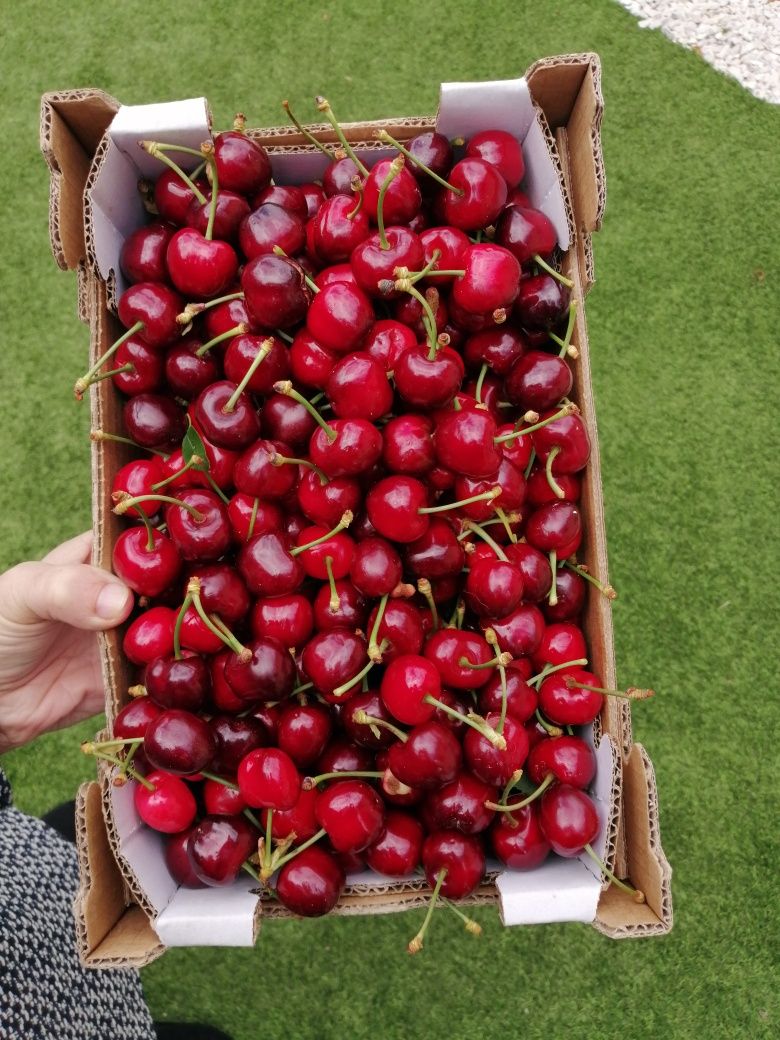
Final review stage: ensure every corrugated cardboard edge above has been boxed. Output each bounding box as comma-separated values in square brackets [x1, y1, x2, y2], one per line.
[74, 780, 164, 967]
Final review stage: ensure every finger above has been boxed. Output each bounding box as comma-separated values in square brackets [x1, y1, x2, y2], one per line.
[43, 531, 93, 566]
[0, 561, 133, 630]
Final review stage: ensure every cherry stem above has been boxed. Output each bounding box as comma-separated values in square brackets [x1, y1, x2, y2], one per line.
[441, 897, 482, 936]
[498, 768, 523, 806]
[134, 509, 157, 553]
[271, 245, 319, 292]
[423, 696, 506, 750]
[247, 497, 260, 541]
[173, 592, 193, 661]
[274, 381, 337, 440]
[564, 561, 617, 600]
[534, 253, 574, 288]
[331, 645, 386, 698]
[203, 473, 230, 505]
[204, 149, 219, 241]
[189, 588, 250, 661]
[368, 594, 389, 661]
[90, 363, 134, 383]
[325, 556, 340, 612]
[448, 598, 465, 629]
[177, 292, 244, 327]
[315, 96, 369, 176]
[555, 300, 578, 358]
[419, 486, 501, 515]
[151, 455, 204, 492]
[113, 493, 204, 522]
[408, 868, 447, 954]
[486, 771, 555, 812]
[458, 651, 512, 671]
[494, 506, 519, 544]
[262, 808, 274, 876]
[304, 770, 383, 789]
[400, 248, 440, 284]
[545, 447, 565, 499]
[271, 827, 328, 873]
[290, 511, 353, 557]
[200, 770, 239, 790]
[391, 280, 439, 356]
[583, 843, 645, 903]
[346, 178, 364, 220]
[547, 551, 559, 605]
[222, 339, 273, 413]
[275, 328, 294, 344]
[194, 323, 249, 357]
[523, 448, 536, 480]
[416, 578, 439, 631]
[282, 100, 334, 159]
[565, 679, 655, 701]
[90, 430, 168, 458]
[83, 737, 144, 752]
[528, 657, 588, 688]
[497, 664, 509, 736]
[81, 743, 154, 790]
[74, 320, 144, 399]
[376, 129, 462, 196]
[242, 860, 262, 883]
[376, 155, 405, 250]
[353, 711, 407, 743]
[475, 363, 489, 405]
[139, 142, 207, 204]
[534, 709, 563, 737]
[462, 520, 509, 562]
[494, 403, 576, 445]
[271, 452, 328, 484]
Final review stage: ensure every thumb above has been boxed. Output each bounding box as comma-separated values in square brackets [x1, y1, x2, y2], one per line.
[0, 561, 133, 631]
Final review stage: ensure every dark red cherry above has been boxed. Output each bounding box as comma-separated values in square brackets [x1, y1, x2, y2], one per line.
[227, 494, 283, 543]
[164, 827, 205, 887]
[538, 668, 603, 726]
[166, 228, 238, 299]
[145, 654, 210, 712]
[164, 336, 220, 400]
[365, 811, 424, 877]
[463, 327, 526, 376]
[405, 132, 453, 184]
[422, 830, 485, 899]
[241, 254, 312, 330]
[120, 222, 173, 284]
[514, 274, 570, 329]
[204, 295, 251, 339]
[365, 476, 430, 543]
[382, 414, 435, 475]
[388, 721, 462, 788]
[251, 593, 313, 649]
[144, 708, 215, 775]
[441, 158, 507, 231]
[323, 155, 361, 196]
[463, 713, 529, 786]
[297, 182, 326, 218]
[478, 665, 537, 723]
[504, 542, 552, 603]
[276, 846, 345, 917]
[112, 458, 166, 519]
[363, 159, 422, 225]
[349, 537, 402, 598]
[433, 408, 500, 478]
[363, 319, 417, 372]
[495, 205, 557, 264]
[224, 637, 297, 703]
[301, 630, 367, 702]
[525, 502, 583, 557]
[526, 465, 581, 507]
[114, 697, 162, 741]
[380, 654, 440, 726]
[306, 282, 374, 354]
[421, 773, 496, 835]
[316, 739, 374, 777]
[340, 689, 396, 750]
[533, 622, 588, 671]
[261, 390, 317, 448]
[423, 629, 494, 690]
[193, 380, 260, 450]
[311, 194, 370, 263]
[239, 203, 306, 259]
[188, 814, 257, 886]
[135, 770, 197, 833]
[539, 785, 600, 857]
[506, 351, 573, 412]
[314, 263, 358, 290]
[532, 411, 591, 474]
[213, 130, 272, 196]
[238, 531, 303, 597]
[238, 747, 300, 810]
[277, 702, 332, 768]
[483, 603, 545, 659]
[465, 557, 524, 618]
[224, 334, 290, 396]
[315, 779, 385, 853]
[124, 393, 185, 449]
[289, 330, 337, 389]
[253, 183, 308, 218]
[366, 599, 425, 661]
[153, 169, 207, 226]
[545, 567, 587, 622]
[309, 418, 383, 479]
[261, 786, 319, 843]
[452, 244, 521, 314]
[210, 714, 266, 773]
[394, 343, 463, 409]
[491, 804, 551, 870]
[326, 352, 393, 420]
[234, 438, 297, 500]
[164, 489, 231, 562]
[313, 579, 367, 631]
[405, 519, 465, 579]
[188, 562, 250, 626]
[350, 227, 424, 297]
[466, 129, 524, 187]
[528, 735, 596, 789]
[185, 189, 251, 243]
[297, 468, 360, 529]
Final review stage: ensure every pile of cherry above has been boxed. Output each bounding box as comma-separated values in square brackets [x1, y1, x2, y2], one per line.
[78, 99, 650, 952]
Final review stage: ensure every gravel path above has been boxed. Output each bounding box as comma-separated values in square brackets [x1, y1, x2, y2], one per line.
[617, 0, 780, 103]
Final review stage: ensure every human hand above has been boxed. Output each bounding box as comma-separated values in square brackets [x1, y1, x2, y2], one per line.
[0, 532, 132, 753]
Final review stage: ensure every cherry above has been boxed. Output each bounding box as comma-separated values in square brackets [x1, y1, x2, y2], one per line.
[314, 263, 358, 290]
[301, 629, 367, 701]
[163, 490, 231, 562]
[188, 563, 250, 626]
[365, 811, 424, 876]
[276, 846, 345, 917]
[464, 327, 526, 377]
[224, 334, 290, 396]
[120, 222, 173, 284]
[193, 380, 261, 450]
[165, 336, 220, 400]
[313, 579, 366, 631]
[482, 603, 545, 658]
[526, 465, 581, 507]
[421, 830, 485, 899]
[178, 604, 223, 655]
[394, 343, 463, 409]
[210, 714, 266, 773]
[387, 720, 462, 788]
[166, 227, 238, 299]
[234, 438, 297, 499]
[340, 690, 395, 750]
[310, 194, 370, 263]
[124, 394, 185, 450]
[107, 335, 163, 396]
[112, 458, 166, 518]
[496, 204, 557, 264]
[114, 697, 162, 740]
[506, 350, 572, 413]
[442, 158, 507, 231]
[278, 702, 333, 767]
[363, 158, 422, 225]
[316, 738, 374, 777]
[123, 606, 176, 666]
[261, 786, 319, 843]
[112, 527, 181, 597]
[253, 183, 308, 218]
[479, 665, 537, 723]
[289, 330, 337, 389]
[241, 254, 312, 330]
[538, 668, 603, 726]
[490, 804, 551, 870]
[527, 735, 596, 789]
[144, 708, 215, 775]
[323, 154, 362, 196]
[433, 408, 500, 478]
[315, 779, 385, 853]
[404, 519, 464, 580]
[463, 713, 529, 786]
[153, 169, 207, 226]
[227, 494, 283, 542]
[188, 813, 257, 886]
[539, 784, 600, 857]
[213, 129, 272, 196]
[145, 654, 210, 712]
[366, 476, 428, 543]
[164, 827, 205, 887]
[533, 622, 588, 670]
[297, 468, 361, 528]
[202, 779, 245, 816]
[532, 411, 591, 474]
[238, 747, 301, 810]
[204, 295, 251, 339]
[251, 593, 313, 649]
[350, 537, 402, 597]
[326, 353, 392, 420]
[380, 654, 440, 725]
[308, 416, 383, 479]
[452, 244, 521, 314]
[134, 770, 197, 833]
[423, 629, 494, 690]
[186, 188, 251, 243]
[306, 282, 374, 354]
[421, 773, 496, 835]
[465, 556, 524, 619]
[525, 501, 583, 563]
[238, 531, 303, 596]
[466, 129, 524, 187]
[503, 543, 552, 603]
[382, 414, 435, 475]
[224, 637, 297, 703]
[294, 520, 354, 580]
[515, 274, 569, 329]
[351, 227, 424, 298]
[363, 319, 417, 371]
[296, 182, 326, 218]
[117, 282, 183, 348]
[261, 390, 317, 449]
[239, 203, 306, 260]
[544, 567, 587, 621]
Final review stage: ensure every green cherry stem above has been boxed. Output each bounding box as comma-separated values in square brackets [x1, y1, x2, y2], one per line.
[303, 771, 383, 790]
[528, 658, 589, 688]
[331, 641, 389, 698]
[475, 363, 489, 405]
[545, 446, 565, 499]
[187, 578, 251, 661]
[422, 696, 506, 750]
[485, 771, 555, 812]
[270, 451, 328, 484]
[494, 402, 577, 445]
[315, 96, 369, 176]
[523, 448, 536, 480]
[271, 245, 320, 293]
[202, 142, 219, 241]
[112, 493, 204, 522]
[139, 142, 207, 204]
[416, 578, 439, 631]
[441, 897, 483, 936]
[222, 339, 273, 413]
[325, 556, 340, 612]
[563, 561, 617, 600]
[178, 293, 245, 328]
[564, 678, 655, 701]
[150, 454, 205, 492]
[199, 770, 239, 790]
[419, 486, 502, 515]
[368, 594, 389, 661]
[273, 381, 337, 440]
[353, 711, 407, 743]
[90, 430, 168, 458]
[289, 511, 353, 557]
[74, 320, 144, 399]
[408, 868, 448, 954]
[461, 519, 509, 562]
[375, 129, 462, 195]
[376, 155, 405, 250]
[548, 550, 558, 606]
[194, 323, 249, 358]
[553, 300, 578, 358]
[173, 592, 193, 661]
[583, 843, 646, 902]
[282, 100, 334, 158]
[534, 709, 563, 737]
[247, 497, 260, 541]
[533, 253, 573, 288]
[392, 280, 439, 357]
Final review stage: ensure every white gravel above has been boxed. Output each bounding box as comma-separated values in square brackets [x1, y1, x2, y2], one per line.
[617, 0, 780, 104]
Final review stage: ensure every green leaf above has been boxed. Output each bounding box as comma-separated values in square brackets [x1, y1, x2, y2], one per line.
[182, 421, 210, 471]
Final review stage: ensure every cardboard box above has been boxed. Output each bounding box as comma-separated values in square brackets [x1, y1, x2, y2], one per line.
[41, 52, 672, 967]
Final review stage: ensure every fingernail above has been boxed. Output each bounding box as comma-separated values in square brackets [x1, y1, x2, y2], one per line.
[96, 582, 131, 619]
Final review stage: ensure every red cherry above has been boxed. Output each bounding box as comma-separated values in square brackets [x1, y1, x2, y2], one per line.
[365, 811, 424, 876]
[135, 770, 197, 833]
[193, 380, 261, 450]
[224, 334, 290, 396]
[153, 169, 208, 225]
[164, 337, 220, 400]
[123, 606, 176, 666]
[224, 637, 297, 703]
[363, 319, 417, 371]
[466, 129, 524, 187]
[210, 714, 266, 773]
[544, 567, 587, 622]
[340, 690, 395, 750]
[532, 411, 591, 474]
[315, 779, 385, 853]
[538, 668, 603, 726]
[350, 227, 424, 297]
[311, 194, 370, 263]
[277, 702, 333, 768]
[117, 282, 183, 349]
[366, 476, 429, 543]
[423, 629, 493, 690]
[526, 465, 581, 507]
[349, 537, 402, 597]
[316, 738, 374, 777]
[463, 713, 529, 786]
[363, 159, 422, 225]
[442, 158, 508, 231]
[261, 786, 319, 843]
[239, 203, 305, 259]
[388, 720, 462, 788]
[452, 244, 521, 314]
[405, 519, 465, 579]
[422, 830, 485, 899]
[120, 222, 173, 284]
[527, 735, 596, 788]
[213, 130, 272, 195]
[482, 603, 545, 658]
[394, 344, 463, 409]
[275, 846, 345, 917]
[251, 593, 313, 649]
[525, 501, 582, 558]
[504, 542, 552, 602]
[421, 773, 497, 834]
[186, 189, 251, 243]
[514, 274, 569, 329]
[380, 654, 440, 725]
[144, 709, 215, 775]
[123, 393, 185, 450]
[188, 814, 258, 886]
[164, 489, 231, 562]
[112, 458, 166, 518]
[306, 282, 374, 354]
[203, 779, 246, 816]
[533, 622, 588, 670]
[166, 228, 238, 299]
[238, 531, 303, 597]
[433, 408, 500, 478]
[114, 697, 162, 740]
[465, 557, 524, 618]
[496, 205, 557, 264]
[112, 528, 181, 598]
[301, 630, 367, 701]
[238, 747, 301, 810]
[164, 827, 205, 887]
[241, 254, 312, 330]
[490, 804, 551, 870]
[539, 784, 600, 857]
[309, 418, 383, 479]
[326, 352, 393, 420]
[313, 579, 367, 632]
[227, 495, 283, 543]
[478, 665, 537, 723]
[145, 654, 210, 712]
[187, 562, 250, 626]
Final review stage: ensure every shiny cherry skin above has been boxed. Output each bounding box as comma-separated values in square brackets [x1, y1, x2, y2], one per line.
[241, 253, 312, 330]
[539, 784, 600, 857]
[442, 158, 508, 231]
[433, 408, 500, 478]
[313, 579, 367, 632]
[311, 194, 370, 263]
[526, 465, 581, 507]
[363, 319, 417, 371]
[309, 418, 383, 478]
[482, 603, 545, 658]
[234, 438, 297, 499]
[164, 337, 220, 400]
[213, 130, 272, 195]
[316, 738, 374, 777]
[202, 779, 246, 816]
[525, 502, 583, 557]
[363, 159, 422, 225]
[418, 225, 470, 280]
[238, 531, 303, 597]
[464, 327, 526, 376]
[423, 629, 493, 690]
[120, 222, 173, 284]
[145, 654, 210, 712]
[545, 567, 587, 622]
[314, 263, 358, 290]
[528, 735, 596, 789]
[466, 129, 524, 187]
[251, 593, 313, 649]
[224, 637, 297, 703]
[422, 830, 485, 898]
[326, 352, 393, 420]
[365, 811, 424, 876]
[135, 770, 197, 833]
[306, 282, 374, 354]
[533, 622, 588, 670]
[382, 414, 435, 475]
[117, 282, 182, 348]
[349, 537, 402, 597]
[340, 690, 396, 750]
[421, 773, 497, 835]
[204, 295, 252, 339]
[495, 205, 557, 263]
[123, 606, 176, 666]
[112, 527, 181, 598]
[367, 599, 423, 661]
[504, 542, 552, 602]
[164, 489, 231, 562]
[463, 713, 529, 786]
[366, 476, 429, 543]
[261, 390, 317, 449]
[124, 394, 185, 450]
[153, 169, 207, 226]
[144, 709, 215, 775]
[277, 702, 333, 768]
[188, 814, 257, 886]
[110, 336, 164, 396]
[239, 203, 305, 260]
[164, 827, 205, 887]
[298, 182, 326, 218]
[380, 654, 440, 726]
[405, 518, 465, 579]
[515, 274, 570, 329]
[238, 747, 301, 810]
[210, 714, 266, 773]
[186, 188, 251, 243]
[227, 494, 283, 543]
[506, 350, 573, 412]
[301, 630, 367, 701]
[405, 131, 453, 183]
[350, 226, 424, 297]
[297, 468, 361, 529]
[112, 458, 166, 519]
[532, 411, 591, 474]
[538, 668, 603, 726]
[114, 697, 162, 741]
[491, 804, 551, 870]
[478, 665, 537, 723]
[224, 334, 290, 396]
[465, 557, 524, 619]
[188, 563, 250, 626]
[294, 523, 354, 581]
[323, 155, 361, 196]
[261, 786, 319, 843]
[452, 244, 521, 314]
[394, 343, 463, 409]
[193, 380, 260, 450]
[253, 183, 308, 217]
[276, 846, 345, 917]
[166, 227, 238, 299]
[289, 330, 337, 389]
[388, 720, 462, 788]
[315, 779, 385, 854]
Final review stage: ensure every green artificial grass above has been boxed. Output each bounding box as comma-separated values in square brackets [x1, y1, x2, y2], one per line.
[1, 1, 778, 1037]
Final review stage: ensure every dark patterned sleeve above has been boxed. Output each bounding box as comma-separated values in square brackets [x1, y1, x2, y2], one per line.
[0, 768, 156, 1040]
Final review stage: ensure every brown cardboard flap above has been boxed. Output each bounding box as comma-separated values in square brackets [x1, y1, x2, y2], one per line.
[40, 90, 119, 270]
